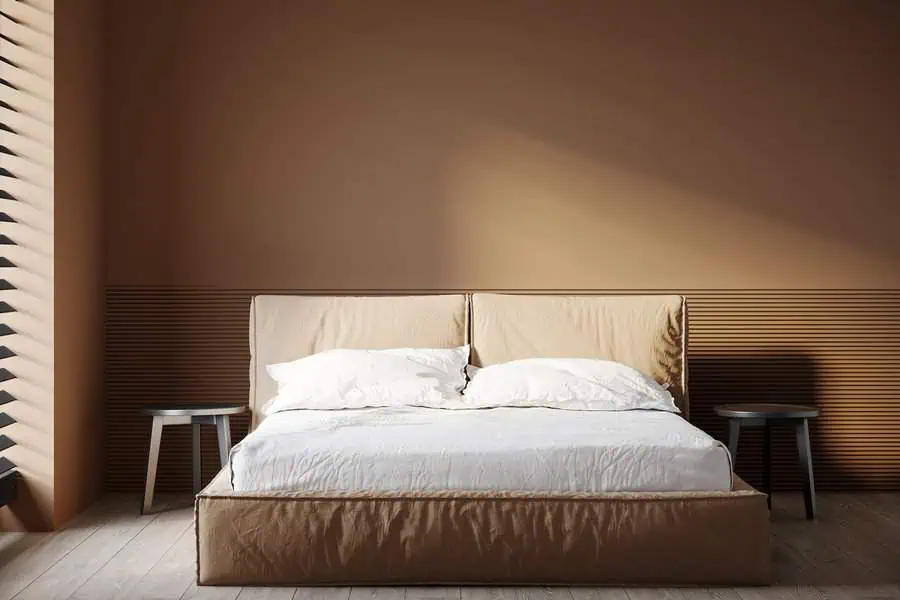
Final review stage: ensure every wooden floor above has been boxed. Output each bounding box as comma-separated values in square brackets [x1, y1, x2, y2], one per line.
[1, 493, 898, 600]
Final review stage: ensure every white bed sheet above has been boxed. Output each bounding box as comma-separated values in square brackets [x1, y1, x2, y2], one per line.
[230, 407, 733, 494]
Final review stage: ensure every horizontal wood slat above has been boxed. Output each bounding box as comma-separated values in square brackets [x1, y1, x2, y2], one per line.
[105, 288, 900, 492]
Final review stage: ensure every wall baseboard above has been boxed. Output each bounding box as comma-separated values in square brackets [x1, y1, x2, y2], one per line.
[105, 288, 900, 492]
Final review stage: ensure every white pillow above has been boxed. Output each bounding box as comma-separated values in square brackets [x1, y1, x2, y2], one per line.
[461, 358, 680, 413]
[264, 346, 469, 414]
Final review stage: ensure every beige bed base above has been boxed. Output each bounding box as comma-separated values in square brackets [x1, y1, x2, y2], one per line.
[196, 294, 772, 586]
[197, 469, 771, 585]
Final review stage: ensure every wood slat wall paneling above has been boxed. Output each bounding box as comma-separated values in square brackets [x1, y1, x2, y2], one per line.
[104, 288, 900, 492]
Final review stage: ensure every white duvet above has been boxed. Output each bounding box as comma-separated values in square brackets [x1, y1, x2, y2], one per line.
[230, 407, 733, 493]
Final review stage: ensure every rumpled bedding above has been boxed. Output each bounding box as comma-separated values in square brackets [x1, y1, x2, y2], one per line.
[231, 406, 732, 493]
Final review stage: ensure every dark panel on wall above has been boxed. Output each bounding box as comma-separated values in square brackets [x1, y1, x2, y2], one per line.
[105, 288, 900, 492]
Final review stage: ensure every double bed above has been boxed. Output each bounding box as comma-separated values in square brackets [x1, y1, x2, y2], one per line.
[196, 293, 771, 586]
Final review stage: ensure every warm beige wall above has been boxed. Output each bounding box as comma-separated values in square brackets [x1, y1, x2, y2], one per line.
[52, 0, 105, 527]
[104, 1, 900, 289]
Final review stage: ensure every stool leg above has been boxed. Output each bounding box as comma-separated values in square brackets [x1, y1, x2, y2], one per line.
[192, 423, 201, 495]
[763, 421, 772, 510]
[796, 418, 816, 519]
[727, 418, 741, 461]
[215, 415, 232, 468]
[142, 416, 163, 514]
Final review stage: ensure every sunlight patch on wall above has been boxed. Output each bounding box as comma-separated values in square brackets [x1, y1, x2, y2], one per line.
[440, 126, 900, 290]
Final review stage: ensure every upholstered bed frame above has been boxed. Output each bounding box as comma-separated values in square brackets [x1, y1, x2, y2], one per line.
[196, 294, 771, 586]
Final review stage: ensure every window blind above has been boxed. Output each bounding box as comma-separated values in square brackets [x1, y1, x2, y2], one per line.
[0, 0, 53, 508]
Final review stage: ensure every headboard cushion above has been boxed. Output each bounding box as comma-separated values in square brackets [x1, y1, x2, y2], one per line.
[471, 294, 688, 417]
[249, 294, 469, 427]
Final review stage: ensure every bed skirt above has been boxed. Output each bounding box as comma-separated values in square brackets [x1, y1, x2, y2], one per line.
[195, 468, 771, 586]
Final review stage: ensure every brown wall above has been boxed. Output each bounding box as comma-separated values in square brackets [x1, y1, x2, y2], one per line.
[53, 0, 105, 527]
[104, 2, 900, 490]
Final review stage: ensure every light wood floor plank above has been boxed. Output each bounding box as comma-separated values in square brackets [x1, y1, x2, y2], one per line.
[0, 495, 121, 600]
[294, 588, 352, 600]
[180, 582, 242, 600]
[732, 584, 803, 600]
[625, 589, 686, 600]
[570, 587, 630, 600]
[405, 588, 461, 600]
[0, 533, 44, 572]
[128, 523, 197, 600]
[678, 590, 718, 600]
[695, 591, 742, 600]
[460, 588, 518, 600]
[820, 494, 900, 568]
[0, 529, 64, 569]
[854, 493, 900, 525]
[349, 589, 403, 600]
[516, 588, 576, 600]
[12, 497, 165, 600]
[773, 494, 884, 587]
[236, 587, 297, 600]
[768, 535, 847, 600]
[69, 499, 194, 600]
[839, 586, 900, 600]
[508, 588, 587, 600]
[823, 494, 900, 572]
[681, 590, 740, 600]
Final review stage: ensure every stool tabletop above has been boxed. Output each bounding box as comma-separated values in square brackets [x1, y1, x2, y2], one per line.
[714, 403, 820, 419]
[140, 403, 248, 417]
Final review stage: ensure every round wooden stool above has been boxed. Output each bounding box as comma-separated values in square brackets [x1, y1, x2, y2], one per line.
[714, 403, 820, 519]
[140, 403, 247, 513]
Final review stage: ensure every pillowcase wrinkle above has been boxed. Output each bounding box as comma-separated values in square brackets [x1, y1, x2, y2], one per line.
[264, 345, 469, 414]
[461, 358, 679, 413]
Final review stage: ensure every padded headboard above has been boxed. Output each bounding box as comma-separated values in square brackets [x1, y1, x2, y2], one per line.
[249, 294, 469, 427]
[471, 294, 689, 417]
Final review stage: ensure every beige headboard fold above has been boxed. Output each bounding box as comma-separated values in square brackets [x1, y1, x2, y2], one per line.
[249, 295, 470, 427]
[471, 294, 689, 417]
